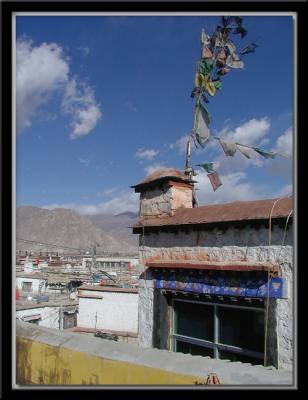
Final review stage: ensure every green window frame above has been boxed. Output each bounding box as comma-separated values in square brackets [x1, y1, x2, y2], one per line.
[172, 298, 264, 365]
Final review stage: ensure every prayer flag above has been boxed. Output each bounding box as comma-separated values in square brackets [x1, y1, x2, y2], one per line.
[240, 42, 258, 55]
[196, 162, 215, 173]
[202, 45, 213, 59]
[236, 144, 254, 159]
[219, 139, 237, 156]
[193, 102, 210, 145]
[207, 171, 222, 191]
[253, 147, 277, 159]
[226, 54, 244, 69]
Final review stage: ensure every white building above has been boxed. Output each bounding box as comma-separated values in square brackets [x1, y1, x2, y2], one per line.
[16, 274, 47, 294]
[16, 302, 77, 330]
[82, 256, 139, 271]
[77, 285, 138, 340]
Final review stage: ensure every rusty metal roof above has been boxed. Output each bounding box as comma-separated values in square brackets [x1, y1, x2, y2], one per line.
[131, 168, 195, 192]
[133, 197, 293, 230]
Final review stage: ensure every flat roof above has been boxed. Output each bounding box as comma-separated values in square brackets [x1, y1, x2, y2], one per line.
[16, 298, 78, 311]
[78, 285, 138, 294]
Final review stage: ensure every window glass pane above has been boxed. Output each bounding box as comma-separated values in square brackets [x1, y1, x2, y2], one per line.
[22, 282, 32, 292]
[174, 301, 214, 341]
[176, 340, 214, 358]
[218, 306, 264, 352]
[219, 350, 263, 366]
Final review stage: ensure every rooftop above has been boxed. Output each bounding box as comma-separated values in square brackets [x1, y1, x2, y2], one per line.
[16, 320, 293, 385]
[78, 285, 138, 294]
[131, 168, 195, 192]
[16, 294, 78, 311]
[133, 197, 293, 231]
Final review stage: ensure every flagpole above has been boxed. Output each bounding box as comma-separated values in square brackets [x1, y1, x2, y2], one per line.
[185, 135, 192, 179]
[185, 29, 206, 178]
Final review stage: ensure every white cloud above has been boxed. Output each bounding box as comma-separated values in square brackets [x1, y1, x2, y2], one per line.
[103, 187, 120, 196]
[134, 148, 159, 161]
[267, 127, 293, 177]
[224, 117, 271, 147]
[274, 183, 293, 198]
[62, 79, 102, 139]
[273, 127, 293, 157]
[125, 101, 138, 112]
[77, 46, 90, 56]
[78, 158, 91, 167]
[169, 135, 190, 154]
[43, 190, 139, 215]
[194, 170, 268, 205]
[16, 38, 101, 138]
[169, 118, 270, 159]
[144, 163, 166, 175]
[205, 118, 272, 175]
[16, 38, 69, 132]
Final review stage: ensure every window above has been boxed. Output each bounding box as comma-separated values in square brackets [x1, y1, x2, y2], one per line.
[22, 281, 32, 292]
[172, 298, 264, 365]
[63, 312, 76, 329]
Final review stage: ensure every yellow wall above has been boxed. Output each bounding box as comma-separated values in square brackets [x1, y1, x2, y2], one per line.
[16, 336, 206, 385]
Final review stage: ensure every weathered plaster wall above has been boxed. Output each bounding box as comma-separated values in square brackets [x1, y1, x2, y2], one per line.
[77, 291, 138, 333]
[137, 224, 293, 369]
[138, 274, 154, 348]
[170, 185, 192, 213]
[275, 258, 294, 369]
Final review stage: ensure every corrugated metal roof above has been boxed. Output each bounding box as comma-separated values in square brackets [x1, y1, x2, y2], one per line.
[133, 197, 293, 230]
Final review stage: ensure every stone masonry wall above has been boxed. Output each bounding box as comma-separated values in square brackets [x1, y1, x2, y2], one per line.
[140, 187, 172, 219]
[139, 184, 192, 219]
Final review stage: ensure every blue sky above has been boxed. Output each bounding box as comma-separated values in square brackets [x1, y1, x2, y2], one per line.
[15, 14, 293, 215]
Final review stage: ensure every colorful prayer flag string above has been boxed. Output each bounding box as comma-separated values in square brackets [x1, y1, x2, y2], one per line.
[190, 16, 257, 153]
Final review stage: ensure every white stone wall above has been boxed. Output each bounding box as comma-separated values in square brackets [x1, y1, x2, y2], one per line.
[137, 224, 293, 369]
[16, 277, 46, 293]
[77, 291, 138, 333]
[16, 306, 59, 329]
[138, 277, 154, 348]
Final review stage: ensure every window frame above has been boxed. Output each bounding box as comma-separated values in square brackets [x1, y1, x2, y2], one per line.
[171, 297, 264, 362]
[22, 281, 33, 293]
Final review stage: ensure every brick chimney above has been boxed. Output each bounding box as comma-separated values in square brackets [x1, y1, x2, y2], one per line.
[131, 168, 195, 219]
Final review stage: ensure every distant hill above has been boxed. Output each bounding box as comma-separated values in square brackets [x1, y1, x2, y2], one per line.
[85, 212, 139, 250]
[16, 206, 138, 255]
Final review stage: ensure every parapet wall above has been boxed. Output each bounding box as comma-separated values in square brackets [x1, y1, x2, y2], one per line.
[16, 320, 292, 386]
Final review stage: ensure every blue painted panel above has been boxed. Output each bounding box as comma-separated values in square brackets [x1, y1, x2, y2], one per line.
[154, 271, 287, 299]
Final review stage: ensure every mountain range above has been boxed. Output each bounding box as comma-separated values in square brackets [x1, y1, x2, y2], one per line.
[16, 206, 139, 255]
